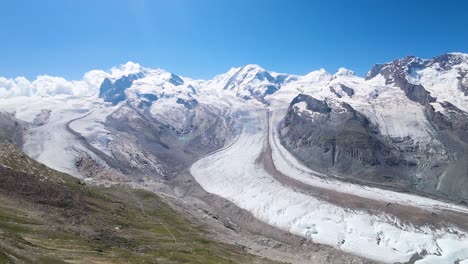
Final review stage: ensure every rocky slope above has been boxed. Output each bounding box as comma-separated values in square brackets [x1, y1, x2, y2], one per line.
[1, 53, 467, 204]
[1, 52, 468, 263]
[277, 53, 468, 203]
[0, 141, 280, 263]
[0, 113, 25, 146]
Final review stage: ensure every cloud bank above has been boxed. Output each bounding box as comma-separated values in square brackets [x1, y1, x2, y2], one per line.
[0, 62, 142, 98]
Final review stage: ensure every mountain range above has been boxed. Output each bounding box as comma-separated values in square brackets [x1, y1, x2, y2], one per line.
[1, 53, 468, 263]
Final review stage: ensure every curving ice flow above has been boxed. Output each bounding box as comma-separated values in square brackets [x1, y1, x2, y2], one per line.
[0, 95, 116, 177]
[190, 107, 468, 264]
[269, 109, 468, 214]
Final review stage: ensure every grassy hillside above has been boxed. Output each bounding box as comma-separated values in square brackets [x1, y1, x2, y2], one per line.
[0, 143, 279, 264]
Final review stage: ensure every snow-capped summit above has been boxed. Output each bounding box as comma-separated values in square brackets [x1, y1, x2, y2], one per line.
[362, 53, 468, 111]
[300, 68, 332, 83]
[333, 67, 355, 77]
[430, 52, 468, 70]
[2, 53, 468, 264]
[366, 53, 468, 82]
[128, 68, 195, 101]
[267, 69, 335, 108]
[199, 64, 297, 101]
[223, 64, 290, 99]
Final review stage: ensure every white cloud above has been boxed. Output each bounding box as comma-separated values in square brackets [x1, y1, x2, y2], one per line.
[109, 61, 142, 78]
[0, 62, 142, 98]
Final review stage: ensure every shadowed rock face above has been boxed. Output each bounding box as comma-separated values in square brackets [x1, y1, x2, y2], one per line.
[278, 94, 468, 201]
[139, 93, 158, 101]
[329, 84, 354, 98]
[366, 56, 436, 105]
[278, 54, 468, 202]
[104, 101, 236, 179]
[281, 94, 406, 182]
[136, 93, 159, 109]
[425, 102, 468, 200]
[340, 84, 354, 97]
[432, 53, 468, 71]
[458, 70, 468, 96]
[0, 112, 25, 146]
[99, 73, 145, 105]
[169, 73, 184, 86]
[176, 98, 198, 109]
[367, 54, 468, 103]
[350, 53, 468, 201]
[394, 75, 436, 105]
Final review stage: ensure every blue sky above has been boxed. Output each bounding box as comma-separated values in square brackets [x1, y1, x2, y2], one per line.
[0, 0, 467, 80]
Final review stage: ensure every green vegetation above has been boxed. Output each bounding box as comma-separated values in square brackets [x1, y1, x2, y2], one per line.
[0, 143, 279, 264]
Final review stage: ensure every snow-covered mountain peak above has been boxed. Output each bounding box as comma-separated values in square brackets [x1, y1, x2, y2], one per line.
[360, 53, 468, 111]
[197, 64, 296, 101]
[301, 68, 332, 83]
[223, 64, 275, 89]
[365, 55, 422, 81]
[238, 63, 266, 72]
[366, 53, 468, 81]
[435, 52, 468, 62]
[429, 53, 468, 71]
[333, 67, 355, 78]
[142, 68, 185, 86]
[98, 65, 195, 106]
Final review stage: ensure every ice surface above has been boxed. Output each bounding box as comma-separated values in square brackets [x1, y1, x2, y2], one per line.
[2, 59, 468, 263]
[0, 94, 112, 176]
[191, 107, 468, 263]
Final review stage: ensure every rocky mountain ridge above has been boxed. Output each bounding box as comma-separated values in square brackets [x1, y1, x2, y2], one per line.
[1, 53, 468, 263]
[1, 53, 468, 202]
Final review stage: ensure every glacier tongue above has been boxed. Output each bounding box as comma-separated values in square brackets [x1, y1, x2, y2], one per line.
[190, 105, 468, 264]
[2, 54, 468, 263]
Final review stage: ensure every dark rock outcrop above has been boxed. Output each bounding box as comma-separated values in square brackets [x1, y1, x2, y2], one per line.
[281, 53, 468, 202]
[340, 84, 354, 97]
[176, 98, 199, 109]
[280, 94, 419, 185]
[277, 94, 468, 201]
[169, 73, 184, 86]
[0, 112, 25, 146]
[457, 70, 468, 96]
[366, 56, 436, 105]
[136, 93, 159, 109]
[99, 73, 145, 105]
[139, 93, 158, 101]
[330, 84, 354, 98]
[105, 102, 234, 178]
[424, 102, 468, 200]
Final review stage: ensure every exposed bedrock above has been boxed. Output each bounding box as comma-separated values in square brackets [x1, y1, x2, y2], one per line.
[367, 55, 436, 105]
[425, 102, 468, 202]
[104, 101, 237, 180]
[99, 72, 145, 105]
[279, 94, 468, 202]
[458, 69, 468, 96]
[0, 112, 26, 146]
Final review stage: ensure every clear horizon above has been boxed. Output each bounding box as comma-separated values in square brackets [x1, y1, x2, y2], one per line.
[1, 0, 467, 80]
